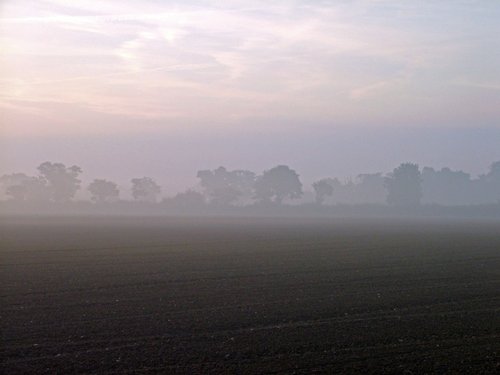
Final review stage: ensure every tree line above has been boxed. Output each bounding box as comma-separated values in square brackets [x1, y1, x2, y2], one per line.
[1, 161, 499, 207]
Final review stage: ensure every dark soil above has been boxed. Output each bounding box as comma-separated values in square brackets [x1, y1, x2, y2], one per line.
[1, 216, 499, 374]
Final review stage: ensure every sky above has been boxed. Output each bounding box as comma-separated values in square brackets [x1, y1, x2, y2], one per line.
[1, 0, 499, 194]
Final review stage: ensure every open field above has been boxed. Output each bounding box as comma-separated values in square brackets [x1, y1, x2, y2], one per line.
[1, 216, 499, 374]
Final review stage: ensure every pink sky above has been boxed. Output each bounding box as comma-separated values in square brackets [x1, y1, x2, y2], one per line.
[1, 0, 499, 138]
[1, 1, 499, 194]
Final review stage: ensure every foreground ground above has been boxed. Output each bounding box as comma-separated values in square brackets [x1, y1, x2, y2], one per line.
[1, 216, 499, 374]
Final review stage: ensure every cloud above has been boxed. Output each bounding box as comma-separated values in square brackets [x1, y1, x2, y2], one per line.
[453, 80, 500, 91]
[349, 81, 390, 100]
[1, 0, 499, 136]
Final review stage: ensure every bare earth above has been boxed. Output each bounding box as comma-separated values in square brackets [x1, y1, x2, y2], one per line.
[1, 216, 499, 374]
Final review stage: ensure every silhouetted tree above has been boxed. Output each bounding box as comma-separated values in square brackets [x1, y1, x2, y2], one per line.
[385, 163, 422, 207]
[421, 167, 472, 205]
[37, 162, 82, 202]
[197, 167, 255, 206]
[0, 173, 49, 201]
[316, 178, 345, 204]
[88, 179, 119, 203]
[488, 161, 500, 179]
[230, 169, 257, 203]
[479, 161, 500, 203]
[1, 173, 32, 201]
[489, 161, 500, 202]
[312, 178, 335, 205]
[131, 177, 161, 203]
[355, 173, 386, 204]
[254, 165, 303, 204]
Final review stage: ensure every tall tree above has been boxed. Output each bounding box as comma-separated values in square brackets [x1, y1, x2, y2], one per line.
[197, 167, 255, 206]
[88, 179, 119, 203]
[480, 161, 500, 203]
[385, 163, 422, 207]
[254, 165, 303, 204]
[312, 178, 335, 205]
[489, 161, 500, 202]
[37, 162, 82, 202]
[355, 173, 386, 204]
[421, 167, 472, 205]
[131, 177, 161, 203]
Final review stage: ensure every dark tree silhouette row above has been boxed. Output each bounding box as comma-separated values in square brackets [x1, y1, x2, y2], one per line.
[1, 161, 499, 207]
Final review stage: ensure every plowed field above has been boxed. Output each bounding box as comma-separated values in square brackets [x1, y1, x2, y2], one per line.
[1, 217, 499, 374]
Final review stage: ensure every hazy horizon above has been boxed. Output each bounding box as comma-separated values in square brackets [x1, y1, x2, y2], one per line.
[2, 126, 500, 195]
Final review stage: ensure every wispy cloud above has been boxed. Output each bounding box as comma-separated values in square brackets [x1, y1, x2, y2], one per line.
[349, 81, 390, 100]
[453, 79, 500, 91]
[1, 0, 499, 135]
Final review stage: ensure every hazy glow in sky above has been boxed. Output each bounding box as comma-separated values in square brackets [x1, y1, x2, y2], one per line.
[2, 0, 499, 137]
[1, 1, 500, 194]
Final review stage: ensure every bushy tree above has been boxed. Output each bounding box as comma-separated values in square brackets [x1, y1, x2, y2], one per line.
[254, 165, 303, 204]
[421, 167, 472, 205]
[131, 177, 161, 203]
[355, 173, 386, 204]
[37, 162, 82, 202]
[479, 161, 500, 203]
[88, 179, 119, 203]
[385, 163, 422, 207]
[197, 167, 255, 206]
[0, 173, 49, 201]
[489, 161, 500, 202]
[488, 161, 500, 179]
[312, 178, 335, 205]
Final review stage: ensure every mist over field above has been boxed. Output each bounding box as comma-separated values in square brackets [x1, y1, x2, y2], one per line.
[1, 1, 499, 374]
